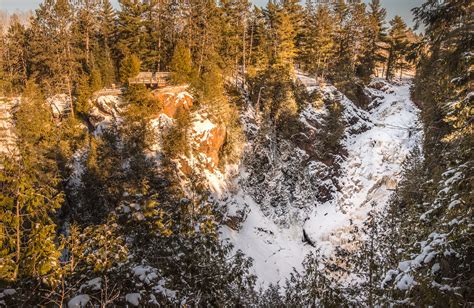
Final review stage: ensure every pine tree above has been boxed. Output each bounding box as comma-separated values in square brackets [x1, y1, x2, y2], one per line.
[74, 73, 93, 114]
[2, 15, 28, 94]
[359, 0, 387, 79]
[319, 100, 344, 162]
[268, 3, 297, 75]
[300, 3, 334, 79]
[385, 16, 409, 81]
[73, 0, 101, 69]
[220, 0, 251, 87]
[169, 40, 193, 85]
[115, 0, 147, 62]
[29, 0, 79, 115]
[0, 27, 8, 95]
[119, 53, 141, 84]
[246, 7, 269, 79]
[184, 0, 224, 76]
[281, 0, 304, 54]
[97, 0, 116, 86]
[0, 82, 63, 286]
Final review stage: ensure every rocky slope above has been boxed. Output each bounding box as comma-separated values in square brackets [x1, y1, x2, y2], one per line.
[0, 78, 422, 296]
[219, 76, 422, 287]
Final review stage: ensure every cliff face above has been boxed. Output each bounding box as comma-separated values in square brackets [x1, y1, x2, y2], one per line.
[191, 114, 226, 171]
[85, 87, 228, 179]
[219, 76, 422, 287]
[152, 89, 193, 119]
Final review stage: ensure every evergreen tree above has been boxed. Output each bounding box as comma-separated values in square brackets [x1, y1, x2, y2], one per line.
[246, 7, 270, 79]
[2, 15, 28, 94]
[220, 0, 251, 84]
[0, 82, 63, 286]
[119, 53, 141, 84]
[115, 0, 147, 62]
[300, 3, 334, 79]
[359, 0, 387, 79]
[268, 3, 297, 75]
[385, 16, 409, 81]
[97, 0, 116, 86]
[73, 0, 101, 69]
[29, 0, 79, 114]
[169, 40, 193, 85]
[74, 73, 93, 114]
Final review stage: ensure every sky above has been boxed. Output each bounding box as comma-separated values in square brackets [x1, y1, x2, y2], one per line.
[0, 0, 423, 29]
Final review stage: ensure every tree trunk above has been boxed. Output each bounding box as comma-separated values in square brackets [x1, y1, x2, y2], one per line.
[242, 18, 247, 90]
[14, 195, 20, 279]
[248, 21, 254, 71]
[86, 29, 90, 65]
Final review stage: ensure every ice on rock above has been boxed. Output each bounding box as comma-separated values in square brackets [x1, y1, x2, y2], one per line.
[47, 94, 71, 117]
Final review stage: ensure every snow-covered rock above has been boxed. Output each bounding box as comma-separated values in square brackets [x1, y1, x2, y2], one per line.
[132, 265, 159, 285]
[79, 277, 102, 292]
[125, 293, 141, 306]
[47, 94, 71, 118]
[221, 77, 422, 287]
[68, 294, 90, 308]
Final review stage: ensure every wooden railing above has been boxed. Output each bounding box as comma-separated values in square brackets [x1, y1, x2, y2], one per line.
[128, 72, 171, 86]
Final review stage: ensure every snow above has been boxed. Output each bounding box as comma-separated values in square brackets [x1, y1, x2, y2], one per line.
[79, 277, 102, 292]
[304, 79, 421, 256]
[153, 279, 177, 300]
[221, 77, 422, 287]
[132, 265, 158, 284]
[125, 293, 141, 306]
[68, 294, 90, 308]
[47, 94, 71, 117]
[396, 274, 415, 290]
[1, 289, 16, 296]
[220, 191, 311, 288]
[381, 269, 398, 287]
[192, 114, 216, 142]
[0, 98, 19, 156]
[67, 148, 88, 191]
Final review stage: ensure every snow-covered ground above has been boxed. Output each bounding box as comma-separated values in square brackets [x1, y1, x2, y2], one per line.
[221, 77, 422, 288]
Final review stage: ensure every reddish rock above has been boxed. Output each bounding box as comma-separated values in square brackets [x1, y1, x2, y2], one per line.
[152, 91, 193, 118]
[195, 124, 226, 170]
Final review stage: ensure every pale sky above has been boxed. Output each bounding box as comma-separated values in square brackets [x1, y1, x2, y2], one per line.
[0, 0, 423, 29]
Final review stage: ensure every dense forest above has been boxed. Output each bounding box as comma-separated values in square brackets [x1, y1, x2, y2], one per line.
[0, 0, 472, 306]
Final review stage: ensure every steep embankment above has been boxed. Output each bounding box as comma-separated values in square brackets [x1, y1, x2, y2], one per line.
[220, 77, 422, 287]
[66, 87, 228, 197]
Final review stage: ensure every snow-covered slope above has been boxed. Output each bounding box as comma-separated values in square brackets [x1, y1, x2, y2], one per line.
[0, 98, 19, 157]
[303, 79, 422, 254]
[220, 77, 422, 288]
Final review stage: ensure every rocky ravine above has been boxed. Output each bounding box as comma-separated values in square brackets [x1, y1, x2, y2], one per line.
[220, 77, 422, 288]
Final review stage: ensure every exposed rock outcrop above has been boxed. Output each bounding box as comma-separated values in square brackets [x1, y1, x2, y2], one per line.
[191, 114, 226, 171]
[152, 87, 193, 118]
